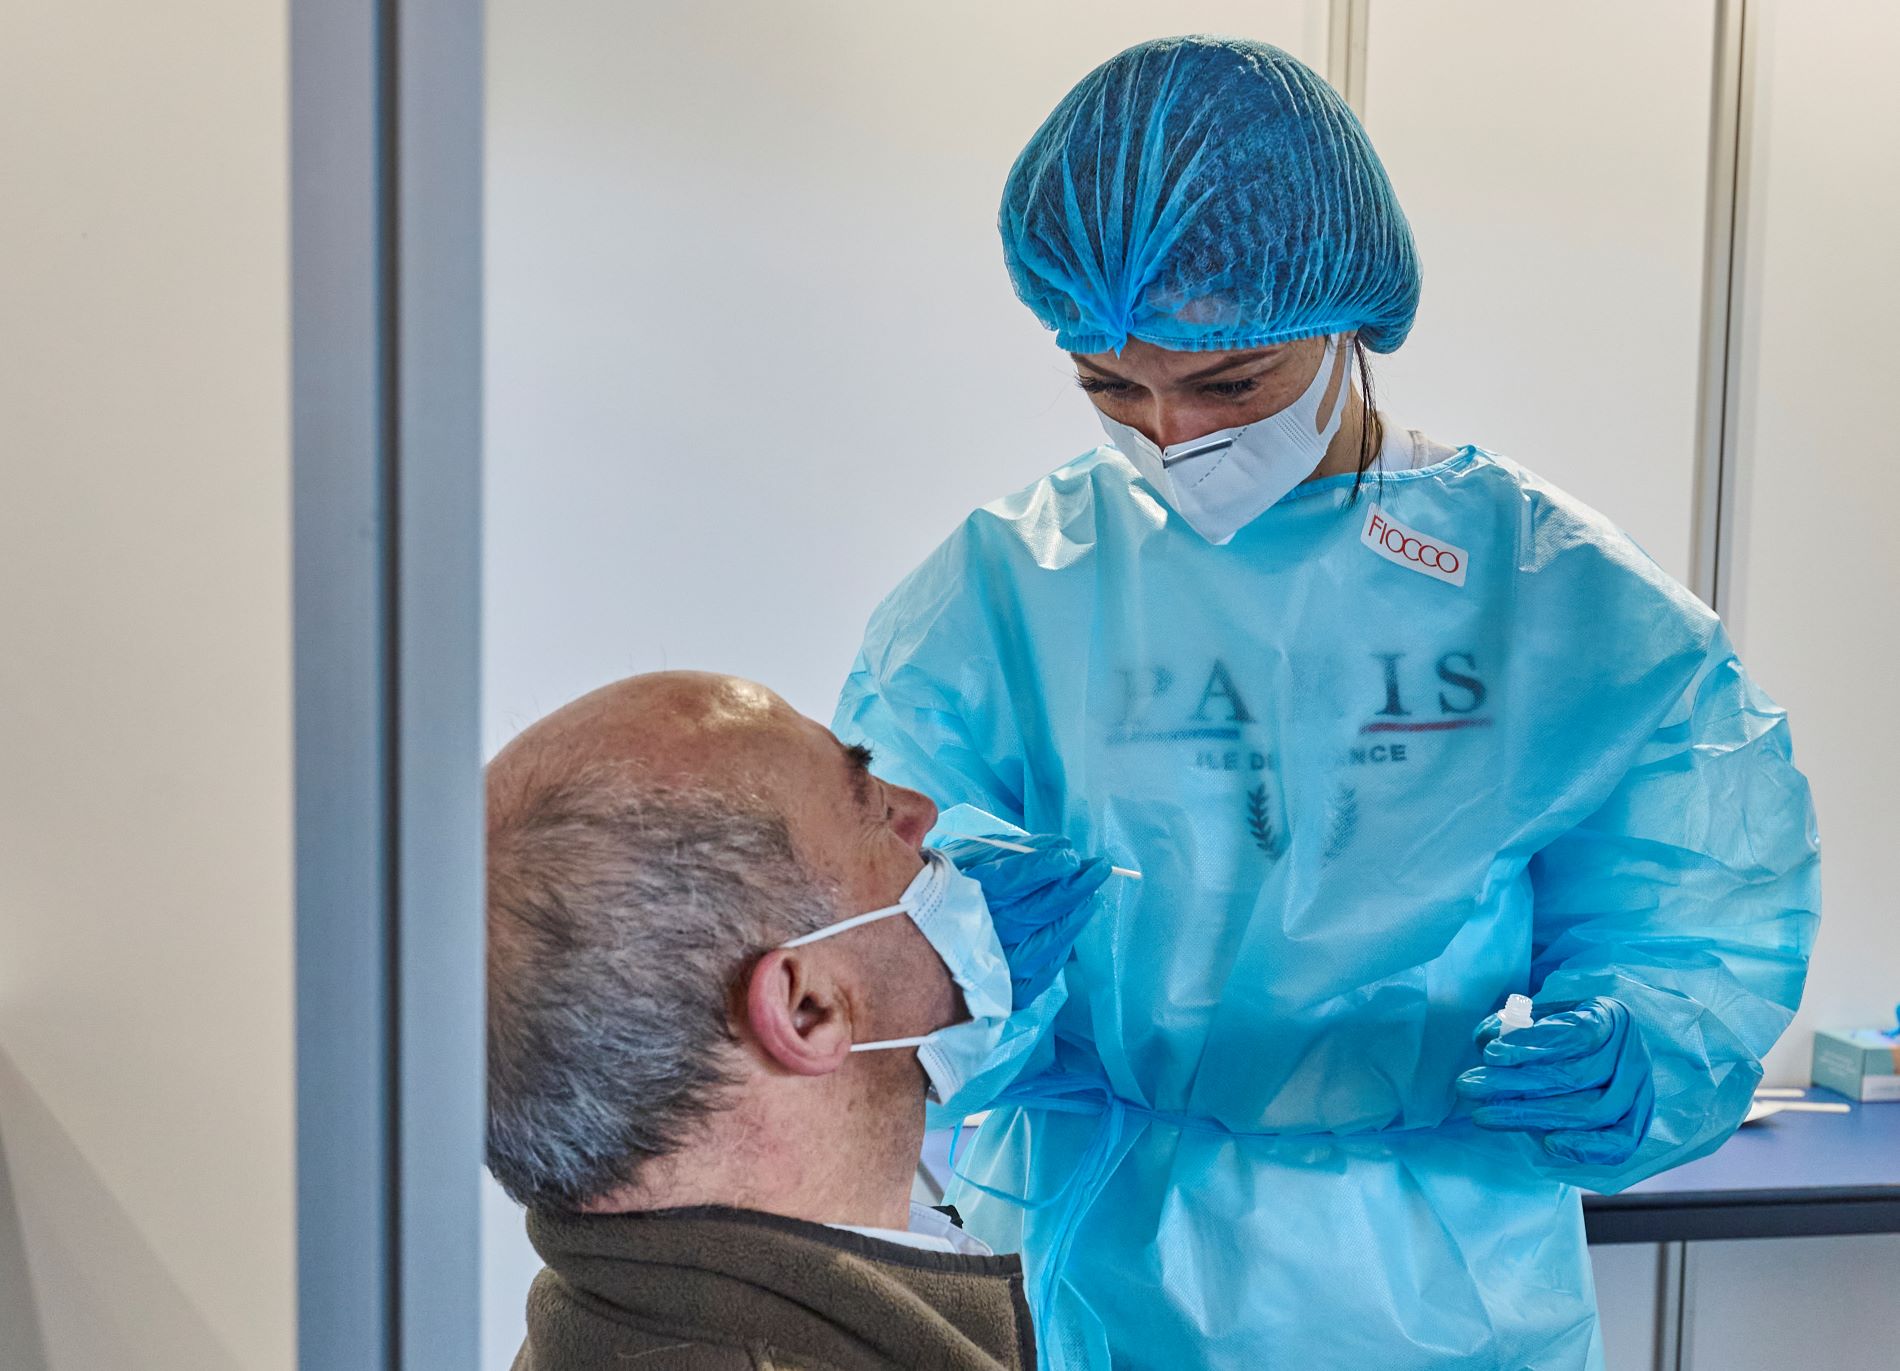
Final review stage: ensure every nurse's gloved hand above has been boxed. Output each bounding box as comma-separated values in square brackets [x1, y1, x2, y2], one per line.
[938, 834, 1111, 1010]
[1456, 997, 1657, 1167]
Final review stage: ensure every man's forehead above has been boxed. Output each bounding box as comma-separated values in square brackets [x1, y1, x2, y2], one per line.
[754, 712, 867, 808]
[677, 698, 847, 798]
[777, 710, 859, 777]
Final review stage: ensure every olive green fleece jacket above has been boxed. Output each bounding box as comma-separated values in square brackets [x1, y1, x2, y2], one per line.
[511, 1205, 1039, 1371]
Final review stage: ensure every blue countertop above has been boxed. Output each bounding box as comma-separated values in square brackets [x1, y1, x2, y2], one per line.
[1583, 1089, 1900, 1243]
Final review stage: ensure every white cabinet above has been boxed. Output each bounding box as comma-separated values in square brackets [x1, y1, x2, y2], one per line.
[1685, 1236, 1900, 1370]
[1591, 1244, 1662, 1371]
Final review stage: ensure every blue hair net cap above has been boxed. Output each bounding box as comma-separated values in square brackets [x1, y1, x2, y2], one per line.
[1000, 35, 1420, 355]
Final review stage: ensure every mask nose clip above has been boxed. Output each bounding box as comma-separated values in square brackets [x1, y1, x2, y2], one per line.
[1160, 435, 1236, 468]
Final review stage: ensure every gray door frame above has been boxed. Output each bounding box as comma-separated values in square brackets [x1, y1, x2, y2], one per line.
[290, 1, 484, 1367]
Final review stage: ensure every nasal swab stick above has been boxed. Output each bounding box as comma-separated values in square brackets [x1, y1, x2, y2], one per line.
[961, 833, 1143, 881]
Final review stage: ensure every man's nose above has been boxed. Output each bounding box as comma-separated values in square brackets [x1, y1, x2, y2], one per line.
[888, 785, 937, 849]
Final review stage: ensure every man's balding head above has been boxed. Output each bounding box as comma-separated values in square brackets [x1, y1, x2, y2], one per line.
[488, 671, 781, 809]
[488, 672, 924, 895]
[484, 672, 946, 1213]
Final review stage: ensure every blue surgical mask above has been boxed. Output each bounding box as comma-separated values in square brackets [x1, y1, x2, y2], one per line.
[1098, 335, 1354, 545]
[779, 850, 1012, 1106]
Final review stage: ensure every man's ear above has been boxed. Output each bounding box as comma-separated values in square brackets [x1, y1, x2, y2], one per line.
[745, 948, 853, 1077]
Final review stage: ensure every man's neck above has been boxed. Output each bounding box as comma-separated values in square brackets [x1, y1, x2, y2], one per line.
[583, 1079, 920, 1231]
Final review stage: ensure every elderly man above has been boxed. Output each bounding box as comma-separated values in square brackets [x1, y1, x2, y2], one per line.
[485, 671, 1106, 1371]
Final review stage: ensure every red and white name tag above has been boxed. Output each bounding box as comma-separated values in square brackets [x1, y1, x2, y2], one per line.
[1360, 504, 1468, 587]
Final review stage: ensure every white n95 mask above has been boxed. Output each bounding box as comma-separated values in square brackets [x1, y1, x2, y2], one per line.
[779, 850, 1012, 1106]
[1098, 335, 1355, 546]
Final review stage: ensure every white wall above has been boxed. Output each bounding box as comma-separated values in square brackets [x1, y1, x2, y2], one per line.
[1363, 0, 1716, 585]
[0, 5, 295, 1370]
[482, 3, 1326, 1361]
[1716, 0, 1900, 1090]
[483, 0, 1327, 744]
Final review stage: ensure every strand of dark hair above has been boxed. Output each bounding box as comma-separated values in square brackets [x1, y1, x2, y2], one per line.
[1349, 336, 1382, 503]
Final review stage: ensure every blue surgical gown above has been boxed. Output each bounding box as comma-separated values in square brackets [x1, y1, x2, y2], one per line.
[836, 444, 1819, 1370]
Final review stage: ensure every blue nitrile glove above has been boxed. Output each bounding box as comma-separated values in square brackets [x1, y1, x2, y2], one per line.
[1456, 996, 1657, 1167]
[937, 834, 1111, 1010]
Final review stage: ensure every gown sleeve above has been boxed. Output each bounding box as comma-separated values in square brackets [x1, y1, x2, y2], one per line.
[1524, 627, 1821, 1192]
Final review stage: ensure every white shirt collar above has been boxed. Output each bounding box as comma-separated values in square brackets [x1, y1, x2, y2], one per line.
[1374, 415, 1456, 472]
[829, 1202, 994, 1257]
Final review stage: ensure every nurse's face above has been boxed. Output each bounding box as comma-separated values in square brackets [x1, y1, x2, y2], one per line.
[1072, 335, 1339, 450]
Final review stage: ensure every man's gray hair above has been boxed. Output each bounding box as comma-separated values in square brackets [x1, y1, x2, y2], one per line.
[485, 767, 837, 1210]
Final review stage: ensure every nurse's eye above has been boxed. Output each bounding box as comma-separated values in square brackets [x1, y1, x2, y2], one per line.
[1203, 378, 1261, 398]
[1074, 375, 1134, 396]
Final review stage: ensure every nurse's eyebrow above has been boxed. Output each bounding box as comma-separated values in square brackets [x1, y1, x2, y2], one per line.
[1176, 349, 1275, 381]
[1074, 348, 1276, 384]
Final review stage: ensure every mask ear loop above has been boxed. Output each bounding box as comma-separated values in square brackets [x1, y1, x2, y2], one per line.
[849, 1034, 931, 1053]
[778, 902, 903, 948]
[778, 904, 931, 1053]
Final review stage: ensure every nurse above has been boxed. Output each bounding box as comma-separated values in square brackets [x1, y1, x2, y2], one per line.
[836, 36, 1819, 1371]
